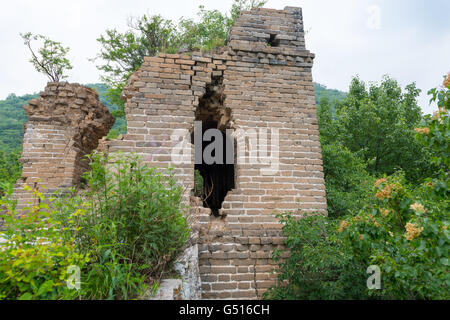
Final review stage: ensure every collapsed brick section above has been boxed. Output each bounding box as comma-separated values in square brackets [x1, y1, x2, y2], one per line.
[14, 82, 114, 209]
[107, 7, 327, 299]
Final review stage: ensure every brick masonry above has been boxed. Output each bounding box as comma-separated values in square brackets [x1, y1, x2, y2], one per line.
[13, 82, 114, 209]
[105, 7, 328, 299]
[12, 6, 327, 300]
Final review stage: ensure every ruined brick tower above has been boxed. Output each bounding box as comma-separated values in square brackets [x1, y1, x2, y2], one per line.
[13, 83, 114, 209]
[13, 6, 327, 299]
[106, 6, 327, 299]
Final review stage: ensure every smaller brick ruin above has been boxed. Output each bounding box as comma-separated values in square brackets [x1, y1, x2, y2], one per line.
[13, 82, 114, 209]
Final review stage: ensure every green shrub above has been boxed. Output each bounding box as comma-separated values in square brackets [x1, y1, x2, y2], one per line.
[264, 213, 370, 300]
[1, 152, 189, 300]
[341, 173, 449, 299]
[53, 152, 190, 299]
[341, 82, 449, 299]
[0, 149, 22, 196]
[0, 187, 89, 300]
[194, 169, 204, 198]
[322, 142, 374, 218]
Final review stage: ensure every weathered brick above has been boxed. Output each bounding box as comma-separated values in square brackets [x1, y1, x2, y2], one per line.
[13, 6, 328, 301]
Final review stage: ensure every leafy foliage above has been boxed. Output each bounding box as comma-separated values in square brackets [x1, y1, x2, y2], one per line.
[93, 0, 266, 117]
[93, 15, 178, 105]
[264, 213, 370, 300]
[21, 33, 73, 82]
[0, 150, 22, 195]
[321, 76, 433, 182]
[0, 187, 89, 300]
[341, 173, 449, 299]
[317, 75, 436, 219]
[268, 75, 450, 300]
[321, 142, 374, 218]
[52, 152, 189, 299]
[416, 74, 450, 172]
[0, 153, 189, 300]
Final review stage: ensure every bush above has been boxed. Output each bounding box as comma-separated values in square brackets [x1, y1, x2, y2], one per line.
[53, 152, 190, 299]
[266, 78, 449, 300]
[1, 152, 189, 300]
[0, 187, 89, 300]
[322, 142, 374, 218]
[264, 213, 370, 300]
[0, 149, 22, 196]
[340, 80, 449, 300]
[340, 173, 449, 299]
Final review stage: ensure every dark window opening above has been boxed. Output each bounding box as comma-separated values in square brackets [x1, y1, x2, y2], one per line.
[268, 34, 280, 47]
[193, 76, 235, 217]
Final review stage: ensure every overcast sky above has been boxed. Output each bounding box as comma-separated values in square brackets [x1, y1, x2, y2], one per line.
[0, 0, 448, 114]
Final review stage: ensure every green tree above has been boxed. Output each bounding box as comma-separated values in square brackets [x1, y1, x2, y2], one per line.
[268, 74, 450, 301]
[321, 76, 433, 183]
[317, 90, 373, 218]
[321, 142, 374, 218]
[21, 33, 73, 82]
[0, 150, 22, 195]
[92, 16, 178, 116]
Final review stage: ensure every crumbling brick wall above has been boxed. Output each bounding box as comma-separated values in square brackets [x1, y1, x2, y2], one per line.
[107, 6, 327, 299]
[13, 82, 114, 209]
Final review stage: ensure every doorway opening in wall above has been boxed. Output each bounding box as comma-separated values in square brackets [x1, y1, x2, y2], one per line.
[193, 76, 235, 217]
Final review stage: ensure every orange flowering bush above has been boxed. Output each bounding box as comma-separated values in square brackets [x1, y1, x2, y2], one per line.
[268, 75, 449, 300]
[341, 173, 449, 299]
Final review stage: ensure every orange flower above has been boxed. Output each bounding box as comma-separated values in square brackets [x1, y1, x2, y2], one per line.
[375, 184, 392, 200]
[432, 111, 441, 120]
[405, 222, 423, 241]
[410, 203, 426, 213]
[339, 220, 350, 233]
[381, 209, 390, 217]
[375, 178, 388, 188]
[414, 127, 430, 135]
